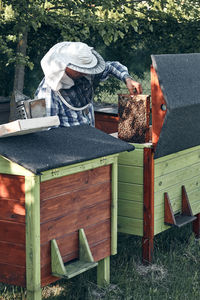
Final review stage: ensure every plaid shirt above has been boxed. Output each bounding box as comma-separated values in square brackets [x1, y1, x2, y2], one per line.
[35, 61, 131, 127]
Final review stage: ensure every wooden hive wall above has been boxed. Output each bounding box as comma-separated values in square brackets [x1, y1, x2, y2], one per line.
[0, 174, 26, 286]
[95, 112, 119, 134]
[154, 145, 200, 235]
[118, 145, 144, 236]
[40, 165, 112, 286]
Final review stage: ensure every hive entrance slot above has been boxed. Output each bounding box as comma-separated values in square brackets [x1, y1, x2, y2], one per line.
[164, 186, 196, 228]
[51, 228, 98, 279]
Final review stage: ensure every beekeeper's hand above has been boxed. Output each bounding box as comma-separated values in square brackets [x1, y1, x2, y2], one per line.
[125, 78, 143, 95]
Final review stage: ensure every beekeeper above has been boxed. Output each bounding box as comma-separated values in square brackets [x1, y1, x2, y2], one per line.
[35, 41, 142, 127]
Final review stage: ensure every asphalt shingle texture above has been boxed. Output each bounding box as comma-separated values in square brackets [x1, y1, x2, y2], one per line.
[0, 125, 134, 174]
[151, 53, 200, 158]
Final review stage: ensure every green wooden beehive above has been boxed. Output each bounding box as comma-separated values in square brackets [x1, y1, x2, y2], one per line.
[0, 125, 133, 299]
[118, 54, 200, 262]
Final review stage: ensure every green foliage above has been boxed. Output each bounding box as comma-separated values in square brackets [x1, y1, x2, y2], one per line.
[1, 0, 200, 97]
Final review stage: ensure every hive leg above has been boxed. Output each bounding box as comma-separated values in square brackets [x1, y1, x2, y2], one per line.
[142, 237, 154, 263]
[25, 175, 42, 300]
[143, 148, 154, 264]
[97, 256, 110, 286]
[193, 213, 200, 239]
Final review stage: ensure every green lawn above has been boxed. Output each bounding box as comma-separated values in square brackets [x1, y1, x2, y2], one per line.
[0, 224, 200, 299]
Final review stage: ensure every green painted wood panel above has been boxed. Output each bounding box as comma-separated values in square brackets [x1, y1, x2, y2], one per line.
[154, 161, 200, 193]
[154, 144, 200, 164]
[154, 146, 200, 235]
[154, 174, 200, 207]
[25, 175, 41, 300]
[118, 149, 144, 167]
[41, 155, 118, 182]
[155, 146, 200, 178]
[118, 216, 143, 236]
[131, 143, 153, 149]
[118, 182, 143, 202]
[154, 187, 200, 221]
[118, 199, 143, 219]
[111, 157, 118, 255]
[97, 257, 110, 286]
[0, 156, 33, 176]
[154, 218, 170, 235]
[118, 165, 143, 185]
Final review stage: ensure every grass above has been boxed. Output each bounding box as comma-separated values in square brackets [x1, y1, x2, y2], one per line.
[0, 224, 200, 299]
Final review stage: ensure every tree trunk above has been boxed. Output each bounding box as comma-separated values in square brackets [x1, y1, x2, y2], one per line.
[9, 30, 28, 121]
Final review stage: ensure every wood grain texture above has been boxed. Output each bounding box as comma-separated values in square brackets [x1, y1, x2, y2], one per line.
[0, 263, 26, 287]
[142, 147, 154, 263]
[95, 112, 118, 134]
[0, 174, 25, 201]
[118, 149, 144, 167]
[41, 181, 111, 223]
[151, 65, 167, 147]
[40, 166, 112, 286]
[40, 165, 110, 200]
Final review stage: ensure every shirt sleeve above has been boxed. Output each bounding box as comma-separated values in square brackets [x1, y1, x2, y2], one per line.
[97, 61, 132, 82]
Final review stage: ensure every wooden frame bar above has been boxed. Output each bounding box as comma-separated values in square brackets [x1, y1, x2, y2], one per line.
[111, 156, 118, 255]
[193, 213, 200, 238]
[142, 148, 154, 263]
[25, 175, 41, 300]
[97, 256, 110, 286]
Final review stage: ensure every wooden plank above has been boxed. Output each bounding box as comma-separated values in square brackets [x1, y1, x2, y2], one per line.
[154, 144, 200, 165]
[154, 218, 170, 235]
[41, 155, 117, 182]
[193, 213, 200, 238]
[111, 157, 118, 255]
[154, 174, 200, 206]
[0, 220, 25, 244]
[0, 156, 32, 176]
[0, 116, 59, 137]
[0, 199, 25, 223]
[25, 175, 41, 300]
[142, 147, 154, 263]
[155, 146, 200, 178]
[0, 174, 25, 200]
[118, 182, 143, 202]
[41, 181, 111, 223]
[0, 241, 25, 266]
[0, 263, 26, 287]
[95, 112, 118, 134]
[154, 162, 200, 193]
[41, 219, 111, 267]
[40, 165, 110, 200]
[118, 216, 143, 236]
[118, 199, 143, 219]
[118, 165, 143, 184]
[131, 143, 153, 149]
[97, 257, 110, 286]
[154, 188, 200, 220]
[118, 149, 144, 167]
[40, 200, 111, 243]
[151, 65, 167, 147]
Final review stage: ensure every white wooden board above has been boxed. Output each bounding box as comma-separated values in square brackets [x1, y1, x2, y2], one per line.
[0, 116, 60, 138]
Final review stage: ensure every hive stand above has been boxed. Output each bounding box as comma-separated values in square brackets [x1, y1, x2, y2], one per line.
[0, 126, 133, 299]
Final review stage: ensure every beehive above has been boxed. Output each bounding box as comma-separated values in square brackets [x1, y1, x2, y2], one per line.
[95, 54, 200, 262]
[0, 125, 133, 299]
